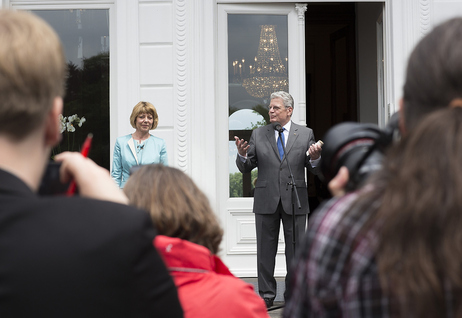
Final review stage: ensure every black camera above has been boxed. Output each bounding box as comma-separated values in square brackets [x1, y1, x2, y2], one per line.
[38, 162, 70, 196]
[320, 113, 400, 192]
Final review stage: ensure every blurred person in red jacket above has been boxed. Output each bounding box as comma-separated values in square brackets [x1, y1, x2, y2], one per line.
[124, 164, 270, 318]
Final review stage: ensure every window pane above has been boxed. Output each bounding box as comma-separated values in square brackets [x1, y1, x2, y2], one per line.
[228, 14, 288, 198]
[32, 9, 110, 169]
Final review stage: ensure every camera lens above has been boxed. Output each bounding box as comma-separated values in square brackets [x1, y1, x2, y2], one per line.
[320, 122, 383, 188]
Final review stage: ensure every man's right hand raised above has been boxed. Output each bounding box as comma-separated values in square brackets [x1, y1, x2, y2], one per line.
[234, 136, 250, 157]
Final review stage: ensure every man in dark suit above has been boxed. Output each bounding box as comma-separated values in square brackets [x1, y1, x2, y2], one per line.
[0, 10, 182, 317]
[235, 91, 322, 308]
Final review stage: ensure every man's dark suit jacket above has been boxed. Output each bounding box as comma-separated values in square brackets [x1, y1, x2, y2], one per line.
[236, 121, 320, 215]
[0, 168, 183, 318]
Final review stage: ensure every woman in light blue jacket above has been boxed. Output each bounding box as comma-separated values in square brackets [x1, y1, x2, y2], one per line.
[111, 101, 168, 188]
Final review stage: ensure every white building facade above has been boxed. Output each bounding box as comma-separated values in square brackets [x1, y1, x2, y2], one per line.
[3, 0, 462, 277]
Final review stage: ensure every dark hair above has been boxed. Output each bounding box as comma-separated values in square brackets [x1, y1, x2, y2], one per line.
[403, 18, 462, 131]
[376, 107, 462, 317]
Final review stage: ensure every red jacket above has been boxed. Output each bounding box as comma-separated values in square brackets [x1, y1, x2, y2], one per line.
[154, 235, 270, 318]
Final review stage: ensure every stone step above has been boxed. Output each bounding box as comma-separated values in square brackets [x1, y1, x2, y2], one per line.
[241, 277, 286, 302]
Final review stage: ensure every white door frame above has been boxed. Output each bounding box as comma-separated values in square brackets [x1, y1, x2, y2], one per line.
[217, 3, 303, 276]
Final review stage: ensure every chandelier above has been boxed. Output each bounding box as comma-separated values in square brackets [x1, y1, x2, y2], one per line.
[240, 25, 288, 99]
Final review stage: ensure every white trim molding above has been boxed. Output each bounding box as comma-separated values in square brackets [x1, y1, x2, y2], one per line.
[295, 3, 307, 125]
[174, 0, 189, 173]
[419, 0, 432, 38]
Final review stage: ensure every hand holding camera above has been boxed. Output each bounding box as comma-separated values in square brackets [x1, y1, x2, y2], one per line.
[320, 113, 400, 193]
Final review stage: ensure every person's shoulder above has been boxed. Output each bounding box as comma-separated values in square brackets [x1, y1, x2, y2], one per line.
[25, 197, 156, 258]
[306, 189, 378, 267]
[148, 134, 165, 143]
[253, 124, 272, 134]
[307, 191, 364, 248]
[311, 192, 361, 225]
[292, 122, 313, 132]
[44, 196, 151, 229]
[79, 196, 146, 216]
[301, 193, 363, 277]
[116, 134, 132, 143]
[205, 272, 268, 317]
[293, 190, 380, 317]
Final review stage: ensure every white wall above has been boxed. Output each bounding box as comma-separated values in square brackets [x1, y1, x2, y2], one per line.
[138, 0, 175, 166]
[433, 1, 462, 34]
[356, 2, 383, 124]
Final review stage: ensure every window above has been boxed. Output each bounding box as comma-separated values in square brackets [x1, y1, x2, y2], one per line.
[32, 9, 110, 169]
[228, 14, 288, 197]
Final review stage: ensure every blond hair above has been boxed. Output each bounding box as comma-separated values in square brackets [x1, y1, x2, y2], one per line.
[124, 165, 223, 254]
[0, 10, 66, 140]
[129, 101, 159, 130]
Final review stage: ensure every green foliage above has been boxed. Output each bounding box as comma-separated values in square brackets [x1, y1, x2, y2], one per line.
[229, 104, 269, 130]
[229, 169, 258, 198]
[252, 104, 270, 125]
[251, 169, 258, 187]
[246, 118, 267, 130]
[229, 172, 243, 197]
[229, 106, 239, 116]
[244, 105, 270, 130]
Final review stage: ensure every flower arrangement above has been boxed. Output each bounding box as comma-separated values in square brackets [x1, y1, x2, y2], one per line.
[60, 114, 86, 133]
[52, 114, 87, 156]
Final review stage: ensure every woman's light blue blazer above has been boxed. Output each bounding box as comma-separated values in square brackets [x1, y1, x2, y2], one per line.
[111, 134, 168, 188]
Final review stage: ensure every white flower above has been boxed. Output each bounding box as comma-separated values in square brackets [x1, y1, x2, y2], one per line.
[59, 113, 86, 133]
[68, 114, 77, 123]
[66, 122, 75, 132]
[59, 114, 66, 133]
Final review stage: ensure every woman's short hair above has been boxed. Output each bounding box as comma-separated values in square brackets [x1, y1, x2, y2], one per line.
[270, 91, 294, 109]
[123, 164, 223, 254]
[129, 101, 158, 130]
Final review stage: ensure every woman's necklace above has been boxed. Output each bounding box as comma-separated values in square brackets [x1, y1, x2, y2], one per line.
[135, 140, 145, 154]
[132, 133, 148, 154]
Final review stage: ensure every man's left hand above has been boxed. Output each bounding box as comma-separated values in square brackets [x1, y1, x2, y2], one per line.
[308, 142, 322, 160]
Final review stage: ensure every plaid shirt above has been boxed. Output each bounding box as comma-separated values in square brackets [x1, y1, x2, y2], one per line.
[283, 190, 390, 318]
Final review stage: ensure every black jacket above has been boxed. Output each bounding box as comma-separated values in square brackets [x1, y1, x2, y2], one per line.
[0, 168, 183, 317]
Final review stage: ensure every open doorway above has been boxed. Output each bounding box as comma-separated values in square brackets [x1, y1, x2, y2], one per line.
[305, 2, 385, 209]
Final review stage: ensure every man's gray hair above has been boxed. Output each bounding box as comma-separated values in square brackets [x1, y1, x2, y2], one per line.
[270, 91, 294, 109]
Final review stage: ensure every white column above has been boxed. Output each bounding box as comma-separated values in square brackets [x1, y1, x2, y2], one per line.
[295, 3, 307, 125]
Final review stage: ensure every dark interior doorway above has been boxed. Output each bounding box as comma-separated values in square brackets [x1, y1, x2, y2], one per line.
[305, 2, 384, 209]
[306, 2, 357, 139]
